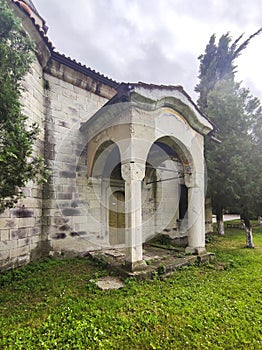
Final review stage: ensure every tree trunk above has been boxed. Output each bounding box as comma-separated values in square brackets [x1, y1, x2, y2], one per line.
[240, 208, 254, 248]
[242, 218, 255, 248]
[216, 209, 224, 235]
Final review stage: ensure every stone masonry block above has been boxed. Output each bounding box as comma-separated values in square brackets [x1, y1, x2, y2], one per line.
[30, 236, 41, 245]
[10, 246, 30, 259]
[18, 237, 30, 248]
[11, 228, 28, 240]
[57, 193, 73, 200]
[0, 230, 9, 241]
[0, 240, 17, 251]
[72, 216, 89, 226]
[59, 171, 76, 178]
[17, 218, 36, 228]
[62, 208, 81, 216]
[0, 250, 9, 261]
[29, 227, 40, 236]
[31, 188, 43, 199]
[62, 185, 77, 193]
[55, 154, 76, 164]
[0, 218, 18, 229]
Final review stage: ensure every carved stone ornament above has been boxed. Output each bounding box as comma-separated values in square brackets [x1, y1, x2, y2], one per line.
[121, 162, 145, 182]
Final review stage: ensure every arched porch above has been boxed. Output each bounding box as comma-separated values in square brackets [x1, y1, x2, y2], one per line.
[80, 83, 213, 271]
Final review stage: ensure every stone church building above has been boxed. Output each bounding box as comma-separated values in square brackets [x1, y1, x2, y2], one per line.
[0, 0, 213, 271]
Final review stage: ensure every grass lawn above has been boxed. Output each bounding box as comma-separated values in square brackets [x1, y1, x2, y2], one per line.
[0, 226, 261, 349]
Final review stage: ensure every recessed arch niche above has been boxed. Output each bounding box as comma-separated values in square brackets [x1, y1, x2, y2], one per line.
[143, 136, 191, 242]
[91, 140, 125, 246]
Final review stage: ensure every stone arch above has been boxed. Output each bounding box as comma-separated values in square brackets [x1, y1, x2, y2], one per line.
[91, 140, 121, 179]
[89, 139, 126, 246]
[86, 124, 130, 178]
[145, 118, 205, 253]
[142, 135, 192, 243]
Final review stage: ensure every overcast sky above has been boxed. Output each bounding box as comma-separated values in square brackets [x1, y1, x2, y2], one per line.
[33, 0, 262, 102]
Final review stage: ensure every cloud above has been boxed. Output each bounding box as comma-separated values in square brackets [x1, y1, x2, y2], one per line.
[33, 0, 262, 100]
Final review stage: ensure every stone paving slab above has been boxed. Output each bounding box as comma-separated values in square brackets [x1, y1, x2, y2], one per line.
[89, 245, 215, 280]
[95, 276, 125, 290]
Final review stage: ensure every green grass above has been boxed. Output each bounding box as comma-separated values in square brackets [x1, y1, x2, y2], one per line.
[0, 227, 262, 350]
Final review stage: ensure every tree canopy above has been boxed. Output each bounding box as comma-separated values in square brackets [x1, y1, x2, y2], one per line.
[195, 29, 262, 240]
[0, 0, 46, 213]
[195, 28, 262, 109]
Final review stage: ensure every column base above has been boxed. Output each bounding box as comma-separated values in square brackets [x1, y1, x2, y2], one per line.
[185, 246, 207, 255]
[124, 260, 147, 272]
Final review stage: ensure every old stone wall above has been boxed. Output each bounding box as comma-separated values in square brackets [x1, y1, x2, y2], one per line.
[42, 69, 114, 257]
[0, 58, 46, 270]
[0, 33, 120, 270]
[0, 57, 118, 270]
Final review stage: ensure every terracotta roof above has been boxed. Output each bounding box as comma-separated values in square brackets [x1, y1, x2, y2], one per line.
[24, 0, 40, 16]
[12, 0, 119, 89]
[12, 0, 53, 45]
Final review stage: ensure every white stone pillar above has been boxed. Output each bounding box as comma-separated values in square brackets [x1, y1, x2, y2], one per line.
[100, 178, 109, 243]
[186, 186, 206, 254]
[121, 162, 147, 271]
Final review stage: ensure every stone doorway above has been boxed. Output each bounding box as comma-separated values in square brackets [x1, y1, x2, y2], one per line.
[109, 191, 125, 245]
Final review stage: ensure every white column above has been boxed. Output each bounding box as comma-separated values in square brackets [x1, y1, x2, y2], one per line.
[100, 178, 109, 243]
[184, 141, 207, 255]
[186, 186, 206, 254]
[121, 162, 147, 271]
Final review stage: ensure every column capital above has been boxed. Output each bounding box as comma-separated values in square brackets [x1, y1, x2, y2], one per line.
[121, 162, 145, 182]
